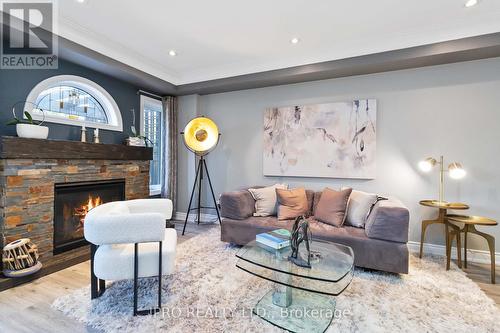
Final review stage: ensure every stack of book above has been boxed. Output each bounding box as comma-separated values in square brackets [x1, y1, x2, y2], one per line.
[256, 229, 291, 251]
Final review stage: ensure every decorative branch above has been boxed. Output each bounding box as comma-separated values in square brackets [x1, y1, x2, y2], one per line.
[317, 128, 337, 143]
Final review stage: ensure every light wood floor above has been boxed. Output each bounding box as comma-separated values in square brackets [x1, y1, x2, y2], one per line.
[0, 222, 498, 333]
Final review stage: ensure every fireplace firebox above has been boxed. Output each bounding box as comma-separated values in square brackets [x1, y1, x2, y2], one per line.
[53, 179, 125, 254]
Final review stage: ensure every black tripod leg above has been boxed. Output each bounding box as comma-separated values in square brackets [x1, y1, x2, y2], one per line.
[203, 159, 222, 224]
[182, 159, 201, 235]
[197, 156, 203, 225]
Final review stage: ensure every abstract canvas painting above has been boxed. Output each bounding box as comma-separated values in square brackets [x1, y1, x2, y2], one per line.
[263, 99, 377, 179]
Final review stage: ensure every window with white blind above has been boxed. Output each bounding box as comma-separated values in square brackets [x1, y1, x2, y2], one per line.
[140, 95, 163, 195]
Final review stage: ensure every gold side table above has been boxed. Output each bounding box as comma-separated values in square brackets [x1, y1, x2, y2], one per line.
[446, 214, 497, 284]
[419, 200, 469, 269]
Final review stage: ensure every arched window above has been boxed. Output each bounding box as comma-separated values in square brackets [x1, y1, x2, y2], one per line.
[25, 75, 123, 132]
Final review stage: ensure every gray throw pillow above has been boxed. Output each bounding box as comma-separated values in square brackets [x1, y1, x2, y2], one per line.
[342, 187, 378, 228]
[248, 184, 287, 216]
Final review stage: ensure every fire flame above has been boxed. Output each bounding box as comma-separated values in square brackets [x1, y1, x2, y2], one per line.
[75, 195, 102, 224]
[86, 195, 102, 211]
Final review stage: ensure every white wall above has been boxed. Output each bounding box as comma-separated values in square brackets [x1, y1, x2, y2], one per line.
[178, 57, 500, 251]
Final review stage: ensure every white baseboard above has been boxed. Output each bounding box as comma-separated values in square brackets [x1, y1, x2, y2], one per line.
[408, 241, 500, 266]
[174, 211, 220, 223]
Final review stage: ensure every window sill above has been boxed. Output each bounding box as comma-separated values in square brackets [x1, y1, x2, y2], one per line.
[31, 114, 123, 132]
[149, 188, 161, 196]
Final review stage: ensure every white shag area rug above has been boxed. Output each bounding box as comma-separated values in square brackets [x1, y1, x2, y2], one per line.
[52, 228, 500, 333]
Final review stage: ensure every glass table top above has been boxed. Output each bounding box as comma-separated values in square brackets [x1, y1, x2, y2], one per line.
[236, 239, 354, 296]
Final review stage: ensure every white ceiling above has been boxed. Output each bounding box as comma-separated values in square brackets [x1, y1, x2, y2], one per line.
[57, 0, 500, 85]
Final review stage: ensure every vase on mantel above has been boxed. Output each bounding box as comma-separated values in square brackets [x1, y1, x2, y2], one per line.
[8, 101, 49, 140]
[16, 123, 49, 140]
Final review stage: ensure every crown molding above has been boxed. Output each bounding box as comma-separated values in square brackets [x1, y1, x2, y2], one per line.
[176, 32, 500, 96]
[57, 16, 182, 84]
[0, 12, 177, 95]
[3, 12, 500, 97]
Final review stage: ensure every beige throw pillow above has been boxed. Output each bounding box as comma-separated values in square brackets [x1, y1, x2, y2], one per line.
[314, 187, 352, 227]
[276, 188, 309, 220]
[248, 184, 287, 216]
[341, 187, 378, 228]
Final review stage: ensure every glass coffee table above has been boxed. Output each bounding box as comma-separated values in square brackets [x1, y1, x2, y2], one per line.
[236, 239, 354, 333]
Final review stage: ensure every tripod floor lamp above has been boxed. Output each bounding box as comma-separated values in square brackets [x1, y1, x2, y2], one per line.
[181, 116, 222, 235]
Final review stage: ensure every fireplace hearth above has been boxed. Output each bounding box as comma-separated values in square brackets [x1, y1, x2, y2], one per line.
[53, 179, 125, 254]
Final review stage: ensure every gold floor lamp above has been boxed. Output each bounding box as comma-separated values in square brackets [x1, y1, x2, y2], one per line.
[181, 116, 222, 235]
[418, 155, 466, 203]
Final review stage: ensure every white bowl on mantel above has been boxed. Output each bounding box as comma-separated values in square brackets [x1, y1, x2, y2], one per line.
[16, 123, 49, 139]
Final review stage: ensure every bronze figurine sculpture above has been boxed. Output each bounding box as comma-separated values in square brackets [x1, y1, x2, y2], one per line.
[288, 215, 312, 268]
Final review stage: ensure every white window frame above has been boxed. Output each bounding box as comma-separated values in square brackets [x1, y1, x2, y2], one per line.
[140, 95, 164, 196]
[24, 75, 123, 132]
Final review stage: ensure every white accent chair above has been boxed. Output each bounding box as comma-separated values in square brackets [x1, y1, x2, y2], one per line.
[84, 199, 176, 316]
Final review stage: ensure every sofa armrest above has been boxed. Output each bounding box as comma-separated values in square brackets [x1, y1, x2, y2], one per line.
[220, 190, 255, 220]
[365, 198, 409, 243]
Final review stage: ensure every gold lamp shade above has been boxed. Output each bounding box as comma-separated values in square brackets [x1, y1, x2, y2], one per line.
[182, 116, 220, 156]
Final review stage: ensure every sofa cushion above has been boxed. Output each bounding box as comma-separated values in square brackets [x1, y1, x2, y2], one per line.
[308, 219, 408, 274]
[220, 217, 409, 274]
[276, 188, 309, 220]
[220, 189, 256, 220]
[248, 184, 287, 217]
[341, 187, 378, 228]
[314, 187, 352, 227]
[220, 216, 295, 245]
[365, 198, 409, 243]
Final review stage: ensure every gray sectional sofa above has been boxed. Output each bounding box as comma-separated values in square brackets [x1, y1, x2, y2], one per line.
[220, 187, 410, 274]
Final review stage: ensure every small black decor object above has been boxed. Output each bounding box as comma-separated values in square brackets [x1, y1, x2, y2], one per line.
[288, 215, 312, 268]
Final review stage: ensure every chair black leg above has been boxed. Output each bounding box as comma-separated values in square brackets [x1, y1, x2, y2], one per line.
[158, 241, 162, 309]
[133, 243, 138, 315]
[133, 242, 162, 316]
[90, 244, 106, 299]
[99, 278, 106, 295]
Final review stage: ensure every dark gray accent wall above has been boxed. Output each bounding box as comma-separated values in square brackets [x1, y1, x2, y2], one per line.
[0, 58, 141, 144]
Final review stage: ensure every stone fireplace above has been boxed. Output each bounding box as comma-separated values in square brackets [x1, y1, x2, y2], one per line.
[53, 179, 125, 254]
[0, 136, 152, 289]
